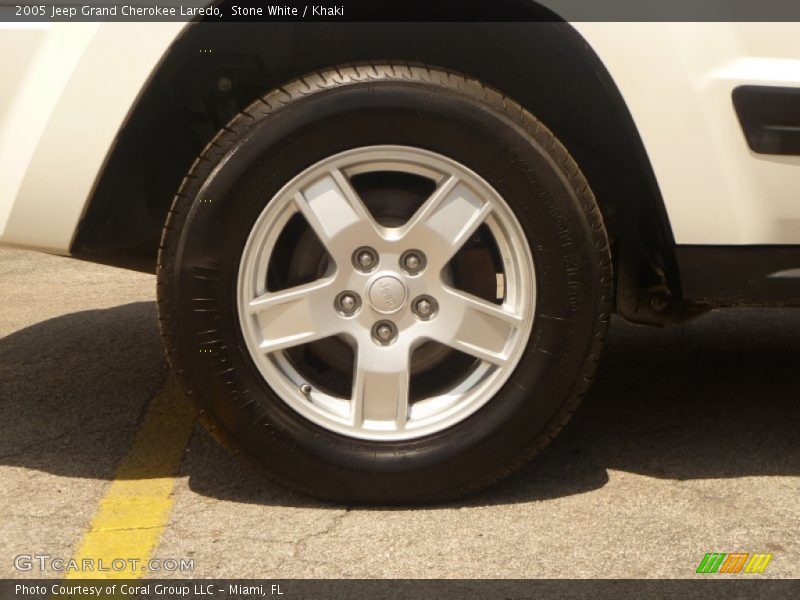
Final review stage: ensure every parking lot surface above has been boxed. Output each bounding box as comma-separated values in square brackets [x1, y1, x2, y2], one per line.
[1, 247, 798, 578]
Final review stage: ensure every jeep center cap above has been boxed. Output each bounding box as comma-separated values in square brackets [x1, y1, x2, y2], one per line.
[368, 275, 406, 314]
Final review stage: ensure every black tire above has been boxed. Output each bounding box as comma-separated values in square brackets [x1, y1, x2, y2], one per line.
[157, 64, 612, 503]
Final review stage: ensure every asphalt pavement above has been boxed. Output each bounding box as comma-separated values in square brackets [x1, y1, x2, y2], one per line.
[1, 246, 798, 579]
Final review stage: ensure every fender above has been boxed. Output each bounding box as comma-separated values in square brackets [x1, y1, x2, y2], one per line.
[0, 22, 185, 253]
[2, 21, 799, 255]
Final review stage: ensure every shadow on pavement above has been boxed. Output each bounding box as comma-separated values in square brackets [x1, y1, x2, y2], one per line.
[0, 302, 167, 481]
[1, 302, 799, 508]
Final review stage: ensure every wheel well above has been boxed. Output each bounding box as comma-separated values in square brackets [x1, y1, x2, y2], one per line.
[71, 21, 680, 323]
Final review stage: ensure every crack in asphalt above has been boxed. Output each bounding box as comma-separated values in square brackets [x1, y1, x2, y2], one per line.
[271, 509, 352, 572]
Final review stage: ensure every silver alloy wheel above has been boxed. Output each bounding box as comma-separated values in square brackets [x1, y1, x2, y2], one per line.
[237, 146, 535, 441]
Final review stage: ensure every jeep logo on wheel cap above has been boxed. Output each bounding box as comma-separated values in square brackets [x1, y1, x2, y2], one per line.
[368, 275, 407, 314]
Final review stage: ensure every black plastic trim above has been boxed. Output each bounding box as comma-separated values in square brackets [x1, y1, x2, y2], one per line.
[733, 86, 800, 155]
[676, 245, 800, 306]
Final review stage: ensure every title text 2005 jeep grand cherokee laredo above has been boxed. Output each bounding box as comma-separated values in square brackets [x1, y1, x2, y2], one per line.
[2, 19, 799, 501]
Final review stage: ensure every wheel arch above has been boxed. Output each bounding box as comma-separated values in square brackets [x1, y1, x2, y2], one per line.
[71, 19, 679, 322]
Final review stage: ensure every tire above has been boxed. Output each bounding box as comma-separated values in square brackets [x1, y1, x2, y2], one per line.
[157, 64, 611, 503]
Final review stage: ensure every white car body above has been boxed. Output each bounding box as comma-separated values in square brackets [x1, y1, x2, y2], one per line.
[0, 22, 798, 251]
[0, 22, 185, 253]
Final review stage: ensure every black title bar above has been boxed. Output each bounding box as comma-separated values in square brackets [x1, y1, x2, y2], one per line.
[5, 0, 800, 22]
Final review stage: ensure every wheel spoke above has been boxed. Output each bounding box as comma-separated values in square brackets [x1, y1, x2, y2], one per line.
[400, 175, 492, 267]
[351, 343, 411, 430]
[433, 287, 525, 365]
[293, 169, 380, 260]
[247, 278, 341, 353]
[237, 146, 536, 440]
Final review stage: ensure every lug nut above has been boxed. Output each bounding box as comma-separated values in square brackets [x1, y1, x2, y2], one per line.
[372, 320, 397, 345]
[400, 250, 426, 275]
[335, 291, 361, 316]
[412, 295, 438, 320]
[353, 247, 378, 272]
[358, 252, 374, 268]
[300, 383, 312, 396]
[416, 299, 431, 315]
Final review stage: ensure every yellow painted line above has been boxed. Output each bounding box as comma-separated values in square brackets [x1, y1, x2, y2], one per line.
[66, 376, 196, 579]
